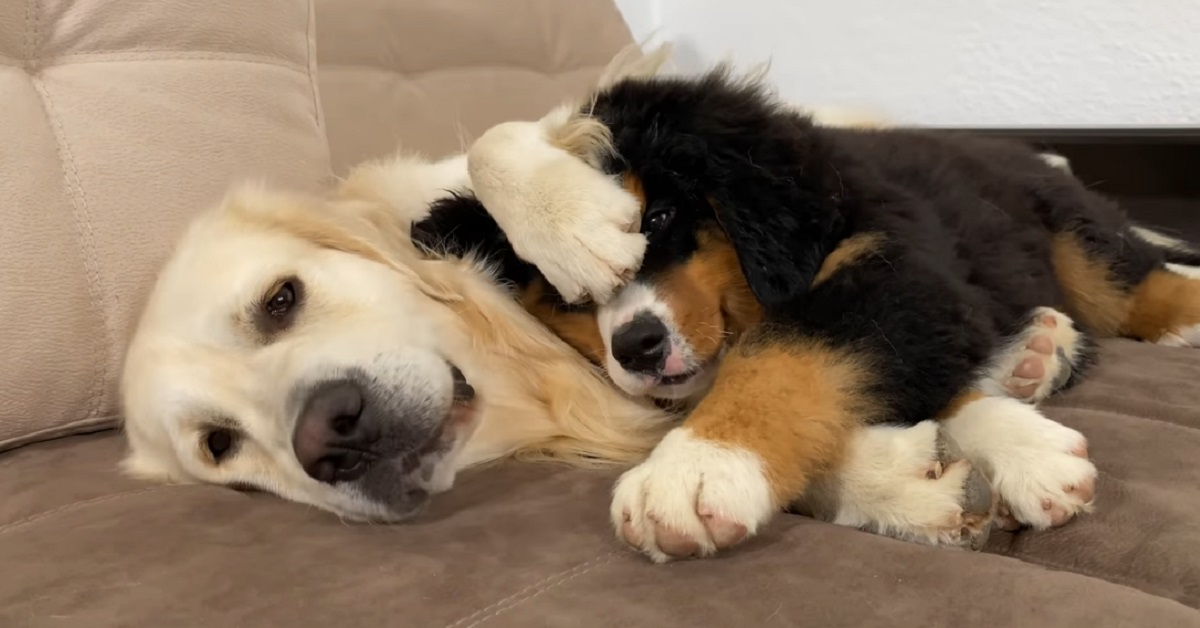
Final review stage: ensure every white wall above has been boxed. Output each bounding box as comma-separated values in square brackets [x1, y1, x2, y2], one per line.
[615, 0, 1200, 129]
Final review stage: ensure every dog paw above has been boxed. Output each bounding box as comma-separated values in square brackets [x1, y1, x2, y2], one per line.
[944, 396, 1096, 530]
[611, 428, 775, 563]
[986, 307, 1079, 403]
[809, 421, 994, 551]
[468, 120, 646, 304]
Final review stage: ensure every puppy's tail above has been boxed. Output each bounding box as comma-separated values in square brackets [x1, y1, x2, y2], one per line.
[1131, 224, 1200, 266]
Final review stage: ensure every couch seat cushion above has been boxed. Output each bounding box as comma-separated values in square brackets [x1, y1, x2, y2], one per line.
[3, 340, 1200, 626]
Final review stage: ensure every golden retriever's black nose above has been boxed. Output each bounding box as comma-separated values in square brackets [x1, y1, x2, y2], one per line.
[611, 313, 670, 373]
[293, 380, 372, 484]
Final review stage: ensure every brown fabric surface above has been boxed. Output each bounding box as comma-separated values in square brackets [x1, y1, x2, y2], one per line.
[0, 0, 331, 449]
[3, 340, 1200, 627]
[316, 0, 637, 172]
[989, 340, 1200, 605]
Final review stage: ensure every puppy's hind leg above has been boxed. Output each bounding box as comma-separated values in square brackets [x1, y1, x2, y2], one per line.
[1127, 264, 1200, 347]
[793, 420, 996, 551]
[1050, 206, 1200, 347]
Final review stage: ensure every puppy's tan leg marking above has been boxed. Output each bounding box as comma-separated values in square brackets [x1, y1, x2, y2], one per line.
[611, 339, 874, 562]
[1126, 268, 1200, 346]
[1051, 233, 1131, 337]
[1053, 232, 1200, 345]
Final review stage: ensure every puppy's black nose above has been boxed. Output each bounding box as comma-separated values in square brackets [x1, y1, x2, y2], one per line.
[611, 314, 670, 374]
[293, 380, 372, 484]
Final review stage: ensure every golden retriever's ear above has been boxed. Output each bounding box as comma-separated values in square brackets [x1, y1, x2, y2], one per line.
[221, 183, 463, 303]
[333, 197, 465, 303]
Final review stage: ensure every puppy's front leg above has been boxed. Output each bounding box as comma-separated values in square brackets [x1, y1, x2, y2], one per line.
[611, 334, 873, 563]
[468, 118, 647, 305]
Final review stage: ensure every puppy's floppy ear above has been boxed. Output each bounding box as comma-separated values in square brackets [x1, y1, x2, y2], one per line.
[707, 165, 841, 311]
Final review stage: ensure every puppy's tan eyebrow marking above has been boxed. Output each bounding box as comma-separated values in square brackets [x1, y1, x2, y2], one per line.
[622, 172, 647, 229]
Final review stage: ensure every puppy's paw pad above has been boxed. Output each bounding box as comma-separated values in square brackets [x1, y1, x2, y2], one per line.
[697, 506, 750, 549]
[1002, 308, 1079, 403]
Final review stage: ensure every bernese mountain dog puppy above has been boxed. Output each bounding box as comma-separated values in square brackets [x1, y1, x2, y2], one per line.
[413, 189, 1082, 553]
[417, 68, 1200, 563]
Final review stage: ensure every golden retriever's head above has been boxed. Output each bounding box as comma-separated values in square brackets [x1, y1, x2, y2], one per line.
[121, 184, 479, 522]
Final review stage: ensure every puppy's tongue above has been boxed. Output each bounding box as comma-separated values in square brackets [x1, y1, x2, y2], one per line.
[662, 350, 687, 377]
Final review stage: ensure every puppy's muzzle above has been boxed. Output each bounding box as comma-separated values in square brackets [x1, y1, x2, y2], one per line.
[611, 313, 670, 374]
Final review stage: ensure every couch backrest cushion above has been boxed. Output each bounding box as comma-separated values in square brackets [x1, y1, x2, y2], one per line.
[0, 0, 332, 450]
[316, 0, 636, 172]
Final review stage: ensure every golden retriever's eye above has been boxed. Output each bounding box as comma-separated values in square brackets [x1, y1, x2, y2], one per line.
[265, 282, 297, 318]
[643, 204, 676, 236]
[252, 277, 304, 339]
[205, 428, 237, 462]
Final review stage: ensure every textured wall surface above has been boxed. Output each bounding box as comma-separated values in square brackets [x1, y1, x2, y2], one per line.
[615, 0, 1200, 128]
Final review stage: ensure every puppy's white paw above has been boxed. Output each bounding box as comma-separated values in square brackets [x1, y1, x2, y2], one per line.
[611, 428, 775, 563]
[801, 421, 993, 550]
[468, 121, 646, 304]
[943, 396, 1096, 530]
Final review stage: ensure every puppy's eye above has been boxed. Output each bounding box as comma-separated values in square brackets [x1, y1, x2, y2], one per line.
[205, 428, 237, 462]
[265, 282, 296, 318]
[643, 205, 676, 236]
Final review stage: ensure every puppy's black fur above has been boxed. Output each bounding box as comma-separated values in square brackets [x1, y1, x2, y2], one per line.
[413, 72, 1197, 427]
[413, 193, 536, 288]
[578, 70, 1183, 424]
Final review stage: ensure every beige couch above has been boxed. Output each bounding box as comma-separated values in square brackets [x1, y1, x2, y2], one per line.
[2, 1, 1199, 625]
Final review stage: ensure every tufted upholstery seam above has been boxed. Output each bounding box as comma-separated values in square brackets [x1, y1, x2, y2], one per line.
[304, 0, 324, 137]
[444, 551, 621, 628]
[0, 486, 175, 536]
[22, 0, 32, 61]
[24, 50, 309, 71]
[30, 73, 111, 428]
[20, 0, 110, 430]
[318, 62, 606, 79]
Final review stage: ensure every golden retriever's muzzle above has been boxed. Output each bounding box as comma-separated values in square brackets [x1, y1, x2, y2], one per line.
[291, 364, 478, 518]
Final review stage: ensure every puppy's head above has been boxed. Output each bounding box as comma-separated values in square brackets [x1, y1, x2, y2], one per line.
[528, 178, 761, 402]
[121, 184, 479, 522]
[527, 68, 866, 401]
